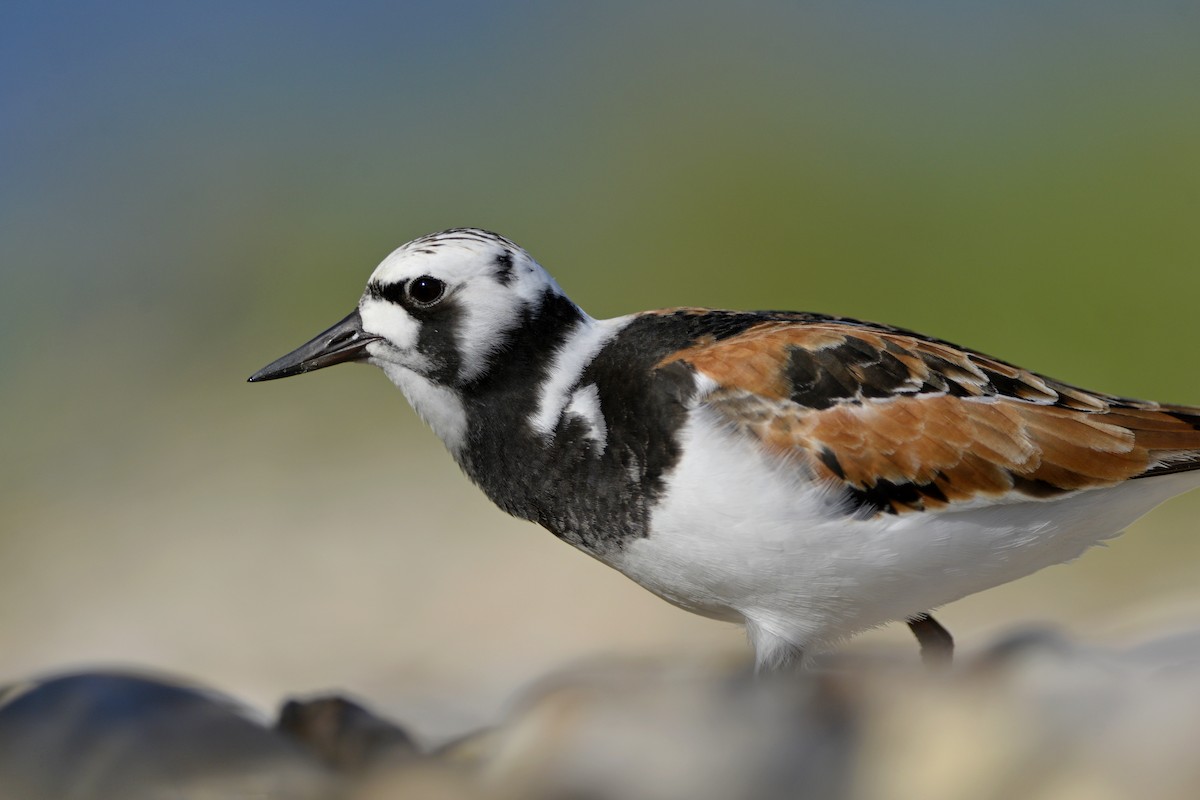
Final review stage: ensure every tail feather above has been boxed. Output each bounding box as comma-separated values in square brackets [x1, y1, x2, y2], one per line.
[1138, 451, 1200, 479]
[1128, 405, 1200, 479]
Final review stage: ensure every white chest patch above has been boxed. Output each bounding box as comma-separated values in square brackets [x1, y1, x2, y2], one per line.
[612, 408, 842, 627]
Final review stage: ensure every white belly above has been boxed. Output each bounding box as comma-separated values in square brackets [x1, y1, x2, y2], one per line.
[610, 410, 1200, 667]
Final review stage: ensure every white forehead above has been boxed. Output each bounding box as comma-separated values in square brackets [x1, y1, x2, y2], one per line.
[369, 228, 556, 299]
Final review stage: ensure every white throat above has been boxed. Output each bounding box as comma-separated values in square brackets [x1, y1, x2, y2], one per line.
[379, 363, 469, 454]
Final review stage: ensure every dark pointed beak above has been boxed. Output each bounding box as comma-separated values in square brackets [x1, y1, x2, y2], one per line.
[247, 309, 381, 383]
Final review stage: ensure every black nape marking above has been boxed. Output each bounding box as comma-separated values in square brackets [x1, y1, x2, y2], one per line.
[462, 289, 584, 394]
[494, 250, 515, 285]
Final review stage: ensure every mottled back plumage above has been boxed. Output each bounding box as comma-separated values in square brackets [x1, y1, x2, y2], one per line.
[651, 310, 1200, 514]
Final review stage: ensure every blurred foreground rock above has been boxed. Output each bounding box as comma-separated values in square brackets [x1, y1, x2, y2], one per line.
[0, 671, 337, 799]
[5, 628, 1200, 799]
[276, 693, 419, 773]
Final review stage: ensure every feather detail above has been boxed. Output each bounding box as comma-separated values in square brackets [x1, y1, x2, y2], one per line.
[652, 315, 1200, 514]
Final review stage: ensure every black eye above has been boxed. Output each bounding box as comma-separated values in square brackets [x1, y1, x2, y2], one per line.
[407, 276, 445, 306]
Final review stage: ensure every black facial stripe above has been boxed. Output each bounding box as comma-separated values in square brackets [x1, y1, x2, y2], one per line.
[367, 278, 448, 316]
[398, 284, 463, 383]
[366, 280, 407, 306]
[415, 307, 461, 384]
[365, 277, 462, 382]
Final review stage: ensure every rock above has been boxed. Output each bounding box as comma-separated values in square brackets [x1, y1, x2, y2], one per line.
[8, 628, 1200, 799]
[0, 671, 337, 800]
[276, 693, 418, 773]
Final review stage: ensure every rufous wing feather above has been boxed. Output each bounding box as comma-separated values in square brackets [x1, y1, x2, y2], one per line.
[659, 318, 1200, 514]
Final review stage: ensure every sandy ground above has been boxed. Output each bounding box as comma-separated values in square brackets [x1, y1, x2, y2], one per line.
[4, 364, 1200, 745]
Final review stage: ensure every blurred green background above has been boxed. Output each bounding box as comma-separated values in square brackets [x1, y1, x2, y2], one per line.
[3, 1, 1199, 738]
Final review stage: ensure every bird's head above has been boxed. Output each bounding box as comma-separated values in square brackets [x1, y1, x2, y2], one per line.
[249, 228, 573, 387]
[248, 228, 584, 451]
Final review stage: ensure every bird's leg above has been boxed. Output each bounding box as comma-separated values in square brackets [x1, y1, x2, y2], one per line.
[907, 613, 954, 667]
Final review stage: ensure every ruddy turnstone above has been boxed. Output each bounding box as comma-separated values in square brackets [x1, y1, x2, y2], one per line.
[249, 228, 1200, 670]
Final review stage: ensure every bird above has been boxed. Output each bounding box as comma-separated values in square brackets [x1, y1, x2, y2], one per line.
[249, 228, 1200, 671]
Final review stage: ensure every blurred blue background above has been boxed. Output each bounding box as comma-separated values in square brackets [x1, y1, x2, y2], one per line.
[3, 1, 1199, 737]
